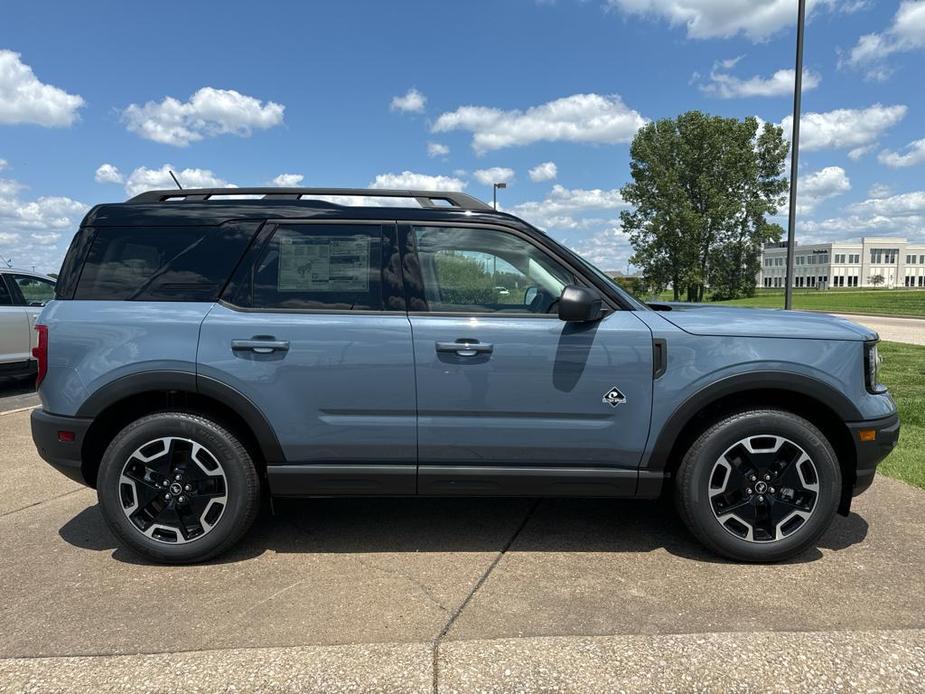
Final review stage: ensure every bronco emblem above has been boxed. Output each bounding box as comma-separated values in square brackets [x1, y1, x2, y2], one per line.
[602, 387, 626, 407]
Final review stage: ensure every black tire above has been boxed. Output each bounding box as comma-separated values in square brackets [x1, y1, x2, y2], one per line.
[97, 412, 260, 564]
[675, 409, 841, 563]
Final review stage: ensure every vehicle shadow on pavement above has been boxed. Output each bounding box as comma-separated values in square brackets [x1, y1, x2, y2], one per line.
[57, 495, 869, 566]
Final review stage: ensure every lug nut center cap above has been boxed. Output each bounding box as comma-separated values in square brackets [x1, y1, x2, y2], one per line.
[169, 483, 183, 495]
[754, 481, 768, 494]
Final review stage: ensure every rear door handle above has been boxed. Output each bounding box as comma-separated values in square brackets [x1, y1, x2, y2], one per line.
[435, 340, 493, 357]
[231, 337, 290, 354]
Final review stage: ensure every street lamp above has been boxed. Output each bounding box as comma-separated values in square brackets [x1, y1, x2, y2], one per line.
[493, 182, 507, 210]
[784, 0, 807, 310]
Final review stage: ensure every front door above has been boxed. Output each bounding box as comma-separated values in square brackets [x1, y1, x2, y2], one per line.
[198, 221, 417, 495]
[402, 224, 654, 495]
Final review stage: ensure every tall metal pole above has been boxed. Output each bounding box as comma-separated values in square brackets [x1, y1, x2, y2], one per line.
[784, 0, 806, 310]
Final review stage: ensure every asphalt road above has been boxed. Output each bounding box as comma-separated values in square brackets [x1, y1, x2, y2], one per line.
[1, 405, 923, 692]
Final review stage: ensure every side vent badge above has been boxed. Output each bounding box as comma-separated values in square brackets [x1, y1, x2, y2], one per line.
[603, 387, 626, 408]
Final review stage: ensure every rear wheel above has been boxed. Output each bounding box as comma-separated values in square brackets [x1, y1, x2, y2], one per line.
[675, 409, 841, 563]
[97, 412, 260, 564]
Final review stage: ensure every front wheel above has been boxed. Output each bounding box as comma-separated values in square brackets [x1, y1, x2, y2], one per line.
[97, 412, 260, 564]
[675, 409, 841, 563]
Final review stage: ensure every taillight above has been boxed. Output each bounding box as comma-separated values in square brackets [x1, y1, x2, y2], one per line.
[33, 324, 48, 388]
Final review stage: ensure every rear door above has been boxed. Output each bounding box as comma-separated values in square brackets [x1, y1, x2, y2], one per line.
[0, 275, 30, 365]
[401, 223, 654, 495]
[198, 220, 417, 495]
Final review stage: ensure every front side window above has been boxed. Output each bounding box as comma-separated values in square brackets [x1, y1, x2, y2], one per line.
[411, 226, 574, 314]
[0, 277, 13, 306]
[237, 224, 383, 311]
[12, 275, 55, 306]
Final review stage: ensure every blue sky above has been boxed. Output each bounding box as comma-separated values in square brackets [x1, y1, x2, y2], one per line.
[1, 0, 924, 273]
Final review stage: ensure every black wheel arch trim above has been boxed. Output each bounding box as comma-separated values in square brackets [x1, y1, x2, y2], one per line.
[76, 370, 285, 464]
[643, 370, 864, 472]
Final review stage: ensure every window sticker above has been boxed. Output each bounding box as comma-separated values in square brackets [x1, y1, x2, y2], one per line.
[277, 234, 370, 292]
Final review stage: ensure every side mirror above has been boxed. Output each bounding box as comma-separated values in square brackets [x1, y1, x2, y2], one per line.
[557, 285, 604, 322]
[523, 287, 538, 306]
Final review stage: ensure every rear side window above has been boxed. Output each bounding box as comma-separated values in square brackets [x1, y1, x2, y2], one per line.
[233, 223, 383, 310]
[75, 225, 257, 301]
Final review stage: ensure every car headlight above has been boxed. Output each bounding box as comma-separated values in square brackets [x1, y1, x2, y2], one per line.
[864, 341, 886, 394]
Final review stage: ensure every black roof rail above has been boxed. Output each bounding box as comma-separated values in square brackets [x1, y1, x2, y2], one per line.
[126, 187, 493, 211]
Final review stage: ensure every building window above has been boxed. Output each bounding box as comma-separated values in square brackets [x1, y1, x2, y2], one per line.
[907, 255, 917, 265]
[871, 248, 898, 264]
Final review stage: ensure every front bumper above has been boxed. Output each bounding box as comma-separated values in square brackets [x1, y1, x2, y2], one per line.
[31, 409, 93, 486]
[846, 412, 900, 498]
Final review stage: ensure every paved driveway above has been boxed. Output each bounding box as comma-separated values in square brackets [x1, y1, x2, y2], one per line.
[1, 407, 924, 692]
[834, 313, 925, 345]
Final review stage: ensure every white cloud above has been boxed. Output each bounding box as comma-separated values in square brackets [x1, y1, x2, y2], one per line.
[369, 171, 466, 191]
[94, 163, 124, 184]
[781, 104, 906, 151]
[473, 167, 515, 186]
[566, 226, 632, 271]
[843, 1, 925, 79]
[701, 65, 820, 98]
[0, 50, 85, 127]
[510, 184, 629, 230]
[390, 88, 426, 113]
[122, 87, 285, 146]
[796, 166, 851, 213]
[847, 144, 875, 160]
[427, 142, 450, 158]
[879, 137, 925, 168]
[0, 175, 88, 272]
[124, 165, 233, 197]
[604, 0, 852, 42]
[850, 190, 925, 218]
[0, 159, 7, 171]
[869, 183, 892, 198]
[529, 161, 558, 182]
[433, 93, 646, 153]
[271, 173, 304, 186]
[800, 188, 925, 244]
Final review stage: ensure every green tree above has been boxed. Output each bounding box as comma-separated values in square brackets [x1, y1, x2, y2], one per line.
[870, 274, 885, 287]
[621, 112, 789, 301]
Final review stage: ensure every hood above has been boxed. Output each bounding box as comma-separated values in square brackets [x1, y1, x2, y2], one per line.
[653, 304, 877, 341]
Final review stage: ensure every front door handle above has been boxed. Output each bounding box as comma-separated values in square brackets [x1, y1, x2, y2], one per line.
[231, 337, 290, 354]
[435, 340, 493, 357]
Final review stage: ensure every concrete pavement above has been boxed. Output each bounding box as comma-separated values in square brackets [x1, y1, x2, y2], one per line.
[1, 406, 924, 691]
[834, 313, 925, 345]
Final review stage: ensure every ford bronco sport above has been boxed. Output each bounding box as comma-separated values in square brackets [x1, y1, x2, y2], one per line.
[31, 187, 900, 564]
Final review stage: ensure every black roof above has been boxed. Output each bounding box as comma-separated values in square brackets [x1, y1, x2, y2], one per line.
[82, 187, 540, 236]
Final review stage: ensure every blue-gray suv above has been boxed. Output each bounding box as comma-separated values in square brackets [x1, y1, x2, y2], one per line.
[30, 187, 900, 564]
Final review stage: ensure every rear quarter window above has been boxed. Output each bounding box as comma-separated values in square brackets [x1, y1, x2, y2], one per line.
[75, 224, 258, 301]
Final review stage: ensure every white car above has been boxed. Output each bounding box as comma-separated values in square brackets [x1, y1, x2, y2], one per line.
[0, 269, 56, 378]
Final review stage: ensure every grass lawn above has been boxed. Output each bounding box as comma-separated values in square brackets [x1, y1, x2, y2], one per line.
[644, 289, 925, 317]
[876, 341, 925, 490]
[714, 289, 925, 317]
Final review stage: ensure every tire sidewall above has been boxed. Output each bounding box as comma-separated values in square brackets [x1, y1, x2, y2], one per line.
[97, 413, 257, 563]
[681, 410, 841, 562]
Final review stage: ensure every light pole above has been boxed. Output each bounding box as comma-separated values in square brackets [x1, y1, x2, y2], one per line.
[492, 182, 507, 210]
[784, 0, 806, 310]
